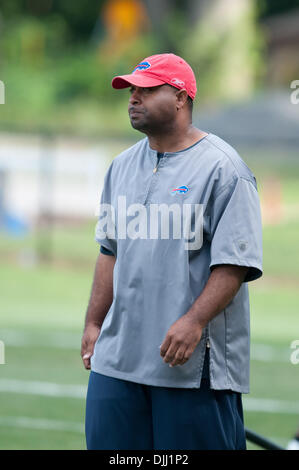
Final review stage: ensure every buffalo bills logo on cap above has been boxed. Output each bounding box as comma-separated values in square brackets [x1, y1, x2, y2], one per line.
[171, 185, 189, 195]
[132, 61, 151, 73]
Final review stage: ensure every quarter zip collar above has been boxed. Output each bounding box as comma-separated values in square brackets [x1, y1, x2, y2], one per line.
[146, 133, 210, 161]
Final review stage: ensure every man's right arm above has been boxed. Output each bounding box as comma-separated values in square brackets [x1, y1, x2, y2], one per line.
[81, 251, 116, 369]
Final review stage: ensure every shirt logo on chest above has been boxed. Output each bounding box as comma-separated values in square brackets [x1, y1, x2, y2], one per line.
[171, 185, 190, 196]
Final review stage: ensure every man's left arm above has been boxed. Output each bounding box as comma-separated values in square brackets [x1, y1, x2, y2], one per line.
[160, 264, 248, 367]
[161, 175, 263, 367]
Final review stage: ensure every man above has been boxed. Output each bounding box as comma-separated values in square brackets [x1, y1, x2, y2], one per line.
[81, 53, 263, 450]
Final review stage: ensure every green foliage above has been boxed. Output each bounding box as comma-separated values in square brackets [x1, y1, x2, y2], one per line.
[182, 1, 265, 104]
[0, 0, 106, 42]
[258, 0, 299, 19]
[0, 1, 266, 134]
[0, 18, 160, 134]
[1, 16, 71, 64]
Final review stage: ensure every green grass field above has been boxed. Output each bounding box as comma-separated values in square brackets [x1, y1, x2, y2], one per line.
[0, 166, 299, 450]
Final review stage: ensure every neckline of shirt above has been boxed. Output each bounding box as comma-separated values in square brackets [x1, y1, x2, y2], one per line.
[148, 133, 211, 158]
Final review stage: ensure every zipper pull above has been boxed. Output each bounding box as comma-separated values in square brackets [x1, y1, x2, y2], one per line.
[154, 152, 163, 173]
[206, 339, 210, 348]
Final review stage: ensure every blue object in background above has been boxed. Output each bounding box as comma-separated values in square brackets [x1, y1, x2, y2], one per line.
[0, 211, 29, 237]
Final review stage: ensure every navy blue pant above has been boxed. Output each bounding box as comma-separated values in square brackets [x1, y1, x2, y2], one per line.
[85, 350, 246, 450]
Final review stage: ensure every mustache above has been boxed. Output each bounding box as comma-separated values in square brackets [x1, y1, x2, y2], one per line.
[128, 107, 144, 114]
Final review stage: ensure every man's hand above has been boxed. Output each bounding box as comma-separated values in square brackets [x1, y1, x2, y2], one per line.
[81, 323, 101, 369]
[160, 265, 249, 368]
[160, 314, 203, 367]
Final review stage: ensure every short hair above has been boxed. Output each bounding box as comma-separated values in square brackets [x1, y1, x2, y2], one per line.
[187, 96, 193, 114]
[166, 84, 193, 114]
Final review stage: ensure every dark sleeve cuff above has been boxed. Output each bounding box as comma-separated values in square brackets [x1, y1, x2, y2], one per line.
[100, 245, 114, 256]
[210, 261, 263, 283]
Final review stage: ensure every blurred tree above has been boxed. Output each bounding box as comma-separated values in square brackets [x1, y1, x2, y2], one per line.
[258, 0, 299, 18]
[1, 15, 70, 64]
[142, 0, 205, 52]
[0, 0, 267, 134]
[52, 1, 105, 43]
[100, 0, 150, 56]
[182, 0, 264, 105]
[0, 0, 26, 18]
[143, 0, 174, 51]
[0, 0, 106, 43]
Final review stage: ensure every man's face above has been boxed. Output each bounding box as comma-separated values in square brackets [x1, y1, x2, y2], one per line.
[128, 84, 178, 134]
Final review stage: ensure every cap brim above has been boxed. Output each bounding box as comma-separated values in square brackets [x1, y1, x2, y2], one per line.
[112, 73, 166, 89]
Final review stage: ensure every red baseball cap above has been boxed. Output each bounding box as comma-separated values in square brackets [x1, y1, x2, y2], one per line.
[111, 53, 197, 100]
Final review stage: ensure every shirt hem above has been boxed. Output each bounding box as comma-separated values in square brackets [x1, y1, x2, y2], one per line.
[91, 365, 203, 389]
[90, 365, 248, 392]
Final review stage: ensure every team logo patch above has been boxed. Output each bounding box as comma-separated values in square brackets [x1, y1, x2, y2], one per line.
[171, 78, 185, 87]
[238, 241, 248, 252]
[132, 61, 151, 73]
[171, 185, 189, 195]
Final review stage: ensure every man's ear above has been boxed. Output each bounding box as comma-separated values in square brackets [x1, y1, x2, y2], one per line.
[176, 89, 189, 110]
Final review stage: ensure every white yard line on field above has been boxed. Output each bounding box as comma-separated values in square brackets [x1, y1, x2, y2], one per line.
[0, 415, 289, 448]
[0, 329, 291, 362]
[243, 397, 299, 414]
[0, 416, 84, 434]
[0, 378, 299, 415]
[250, 343, 290, 362]
[0, 329, 80, 349]
[0, 379, 86, 398]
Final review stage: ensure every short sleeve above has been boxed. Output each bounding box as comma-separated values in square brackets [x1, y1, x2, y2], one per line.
[95, 162, 117, 256]
[100, 245, 114, 256]
[210, 177, 263, 282]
